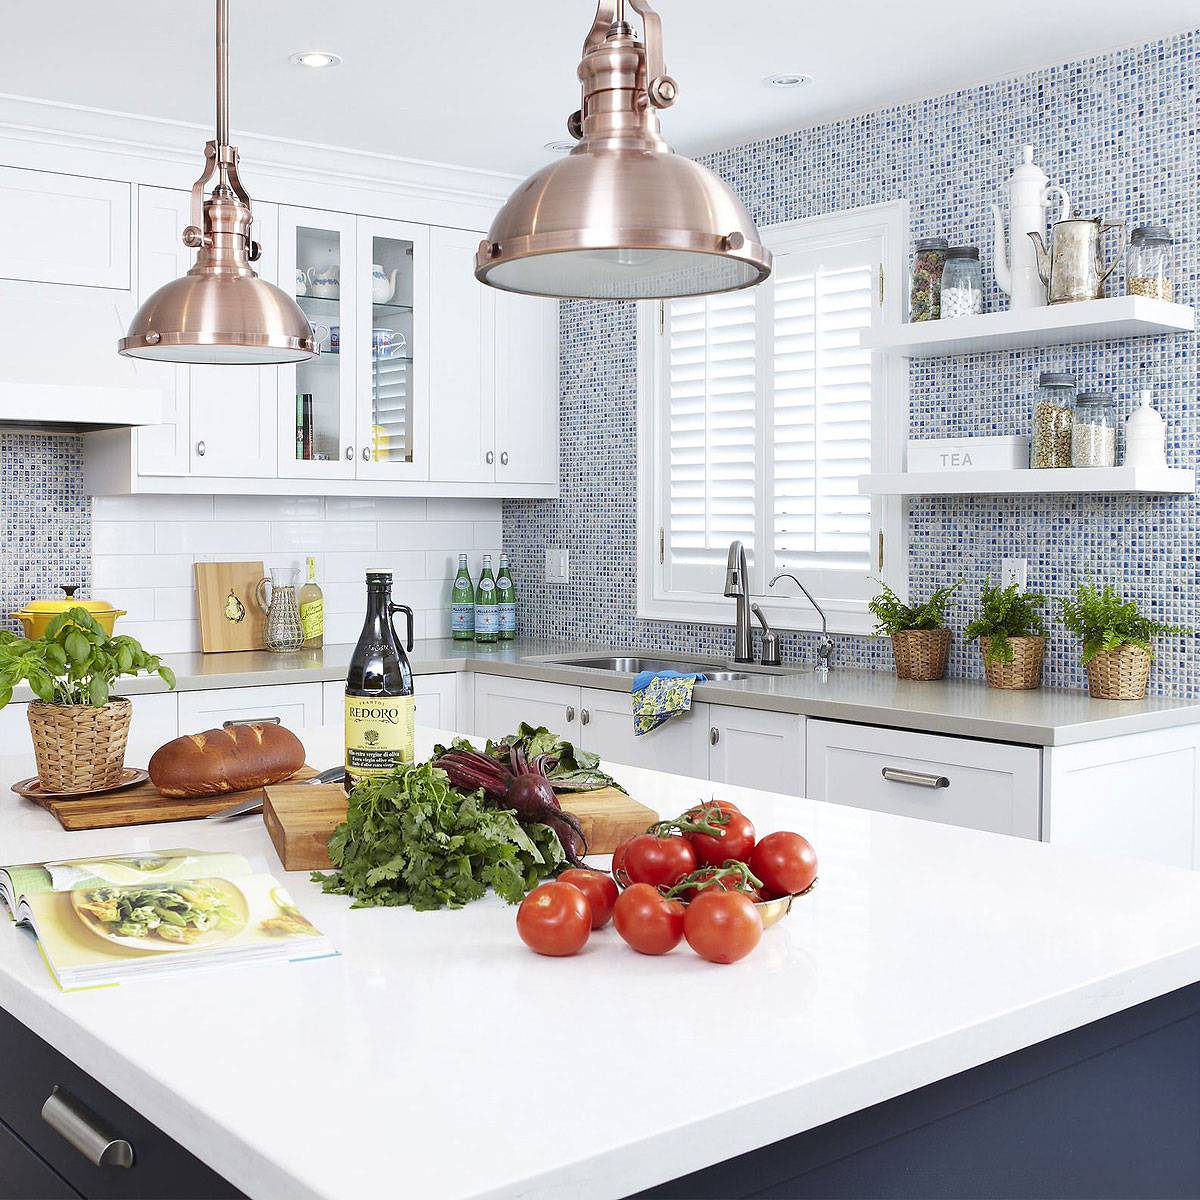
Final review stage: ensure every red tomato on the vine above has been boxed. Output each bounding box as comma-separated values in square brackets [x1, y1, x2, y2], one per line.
[683, 890, 763, 964]
[516, 881, 592, 957]
[685, 806, 756, 867]
[674, 867, 761, 903]
[622, 834, 698, 889]
[748, 832, 818, 899]
[612, 883, 686, 955]
[558, 869, 618, 929]
[610, 836, 636, 885]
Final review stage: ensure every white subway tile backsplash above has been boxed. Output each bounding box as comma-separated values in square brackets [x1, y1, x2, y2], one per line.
[427, 499, 504, 522]
[213, 496, 324, 522]
[92, 521, 156, 554]
[93, 554, 195, 590]
[113, 618, 200, 655]
[325, 497, 428, 522]
[272, 521, 376, 552]
[154, 586, 199, 621]
[92, 495, 214, 522]
[101, 588, 157, 622]
[155, 521, 272, 554]
[378, 521, 474, 551]
[323, 551, 425, 582]
[473, 521, 503, 548]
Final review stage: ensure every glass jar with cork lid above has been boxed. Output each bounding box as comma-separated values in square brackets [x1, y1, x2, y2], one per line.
[1030, 372, 1075, 469]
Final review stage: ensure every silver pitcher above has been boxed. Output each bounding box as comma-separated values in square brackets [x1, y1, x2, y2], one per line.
[1028, 214, 1127, 304]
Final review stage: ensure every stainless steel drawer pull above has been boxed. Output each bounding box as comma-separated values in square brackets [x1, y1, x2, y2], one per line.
[709, 726, 720, 746]
[580, 708, 590, 726]
[881, 767, 949, 789]
[42, 1086, 134, 1169]
[565, 705, 576, 723]
[223, 716, 282, 728]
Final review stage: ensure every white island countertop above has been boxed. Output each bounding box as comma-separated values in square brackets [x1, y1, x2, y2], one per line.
[3, 725, 1200, 1200]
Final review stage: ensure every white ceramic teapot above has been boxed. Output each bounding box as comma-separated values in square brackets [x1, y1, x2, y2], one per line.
[371, 264, 401, 304]
[305, 263, 340, 299]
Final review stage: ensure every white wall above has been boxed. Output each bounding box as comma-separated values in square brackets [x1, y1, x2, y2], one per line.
[91, 495, 502, 653]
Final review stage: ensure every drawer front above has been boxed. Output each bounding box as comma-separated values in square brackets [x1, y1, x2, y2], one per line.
[473, 675, 580, 742]
[0, 1115, 79, 1199]
[579, 686, 709, 778]
[708, 704, 805, 794]
[0, 1006, 241, 1199]
[806, 719, 1041, 839]
[177, 683, 323, 734]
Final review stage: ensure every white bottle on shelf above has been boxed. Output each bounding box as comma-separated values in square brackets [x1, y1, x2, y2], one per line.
[1123, 390, 1167, 469]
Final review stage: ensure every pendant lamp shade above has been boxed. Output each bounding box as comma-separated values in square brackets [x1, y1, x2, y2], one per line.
[476, 0, 771, 300]
[119, 0, 314, 365]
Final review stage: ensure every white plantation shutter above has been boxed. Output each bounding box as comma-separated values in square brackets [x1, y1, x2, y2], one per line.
[654, 216, 888, 612]
[664, 289, 758, 592]
[370, 355, 411, 462]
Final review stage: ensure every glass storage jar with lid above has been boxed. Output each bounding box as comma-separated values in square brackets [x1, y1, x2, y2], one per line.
[1127, 225, 1174, 301]
[940, 246, 983, 318]
[909, 237, 948, 321]
[1031, 372, 1076, 469]
[1072, 392, 1117, 468]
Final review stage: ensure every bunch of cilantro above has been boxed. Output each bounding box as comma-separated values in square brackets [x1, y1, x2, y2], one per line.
[312, 761, 564, 911]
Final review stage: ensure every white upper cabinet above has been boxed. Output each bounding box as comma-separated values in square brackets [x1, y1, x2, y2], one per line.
[494, 291, 559, 485]
[0, 167, 130, 289]
[429, 226, 495, 483]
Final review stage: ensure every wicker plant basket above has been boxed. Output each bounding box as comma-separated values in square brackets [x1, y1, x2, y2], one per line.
[26, 698, 131, 793]
[891, 629, 951, 681]
[1086, 644, 1151, 701]
[980, 635, 1044, 690]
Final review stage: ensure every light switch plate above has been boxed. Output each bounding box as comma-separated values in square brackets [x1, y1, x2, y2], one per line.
[544, 547, 569, 584]
[1001, 557, 1028, 591]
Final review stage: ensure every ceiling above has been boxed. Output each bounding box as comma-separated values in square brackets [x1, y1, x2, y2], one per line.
[4, 1, 1196, 177]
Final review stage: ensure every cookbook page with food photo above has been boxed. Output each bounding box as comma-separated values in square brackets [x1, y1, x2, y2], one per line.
[0, 849, 336, 991]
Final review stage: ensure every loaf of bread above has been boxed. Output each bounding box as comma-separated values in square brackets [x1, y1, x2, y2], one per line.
[149, 724, 305, 798]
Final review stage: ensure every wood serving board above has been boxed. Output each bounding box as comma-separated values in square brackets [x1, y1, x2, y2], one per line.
[194, 560, 266, 653]
[24, 767, 317, 831]
[263, 782, 659, 872]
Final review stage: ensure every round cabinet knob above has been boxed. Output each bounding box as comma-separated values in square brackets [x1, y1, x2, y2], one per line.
[580, 708, 591, 726]
[500, 451, 509, 466]
[565, 705, 576, 723]
[344, 445, 354, 461]
[362, 447, 371, 462]
[709, 726, 720, 746]
[486, 450, 495, 465]
[195, 441, 206, 457]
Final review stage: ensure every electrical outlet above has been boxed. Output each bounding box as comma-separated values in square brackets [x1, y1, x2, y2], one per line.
[1001, 557, 1028, 591]
[544, 548, 570, 584]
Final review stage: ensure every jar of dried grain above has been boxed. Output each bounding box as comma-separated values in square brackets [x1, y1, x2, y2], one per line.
[909, 237, 949, 321]
[1072, 392, 1117, 468]
[1030, 372, 1075, 469]
[1126, 226, 1174, 301]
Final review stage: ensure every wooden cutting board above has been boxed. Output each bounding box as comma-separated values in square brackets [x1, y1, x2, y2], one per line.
[194, 561, 266, 653]
[263, 782, 660, 872]
[24, 767, 316, 831]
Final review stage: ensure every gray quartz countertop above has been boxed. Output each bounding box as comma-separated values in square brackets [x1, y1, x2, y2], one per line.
[14, 635, 1200, 748]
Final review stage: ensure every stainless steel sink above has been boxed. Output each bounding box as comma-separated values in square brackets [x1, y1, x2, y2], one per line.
[546, 655, 753, 682]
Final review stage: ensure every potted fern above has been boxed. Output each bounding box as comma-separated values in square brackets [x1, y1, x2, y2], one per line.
[868, 581, 960, 681]
[963, 580, 1048, 690]
[0, 608, 175, 792]
[1060, 582, 1187, 700]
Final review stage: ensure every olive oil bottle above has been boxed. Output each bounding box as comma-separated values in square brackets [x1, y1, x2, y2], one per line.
[344, 571, 415, 792]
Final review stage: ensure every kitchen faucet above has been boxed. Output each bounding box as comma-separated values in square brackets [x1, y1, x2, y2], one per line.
[724, 541, 755, 663]
[769, 572, 834, 678]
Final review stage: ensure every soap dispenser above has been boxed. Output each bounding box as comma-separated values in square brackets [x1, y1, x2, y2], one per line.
[1123, 390, 1167, 468]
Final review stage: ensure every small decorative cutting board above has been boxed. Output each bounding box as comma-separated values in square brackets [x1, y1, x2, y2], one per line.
[263, 782, 659, 872]
[22, 767, 316, 831]
[195, 561, 266, 653]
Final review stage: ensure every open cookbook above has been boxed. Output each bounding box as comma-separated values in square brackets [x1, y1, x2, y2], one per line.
[0, 848, 336, 990]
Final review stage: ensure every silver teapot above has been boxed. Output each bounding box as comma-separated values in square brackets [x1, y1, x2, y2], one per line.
[1028, 213, 1127, 304]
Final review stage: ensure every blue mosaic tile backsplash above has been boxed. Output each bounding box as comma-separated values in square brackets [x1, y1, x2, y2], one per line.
[504, 30, 1200, 696]
[0, 433, 90, 633]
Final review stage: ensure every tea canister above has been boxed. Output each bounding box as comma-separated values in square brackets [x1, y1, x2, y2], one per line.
[1030, 372, 1075, 469]
[1072, 392, 1117, 468]
[909, 237, 949, 321]
[940, 247, 983, 318]
[1127, 226, 1174, 302]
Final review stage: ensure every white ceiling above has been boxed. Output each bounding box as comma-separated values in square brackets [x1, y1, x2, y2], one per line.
[4, 1, 1196, 177]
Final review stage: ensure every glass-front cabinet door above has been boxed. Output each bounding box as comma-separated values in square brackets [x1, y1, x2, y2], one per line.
[355, 217, 430, 480]
[278, 207, 358, 479]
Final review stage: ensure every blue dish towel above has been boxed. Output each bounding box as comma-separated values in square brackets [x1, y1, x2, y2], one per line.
[631, 670, 707, 736]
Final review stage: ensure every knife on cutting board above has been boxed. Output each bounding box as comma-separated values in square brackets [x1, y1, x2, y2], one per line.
[206, 765, 345, 820]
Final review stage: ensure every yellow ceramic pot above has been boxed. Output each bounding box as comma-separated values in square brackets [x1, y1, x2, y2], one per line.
[11, 587, 125, 639]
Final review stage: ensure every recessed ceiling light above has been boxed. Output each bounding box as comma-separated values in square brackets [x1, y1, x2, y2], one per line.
[764, 72, 812, 89]
[544, 140, 577, 153]
[289, 50, 342, 69]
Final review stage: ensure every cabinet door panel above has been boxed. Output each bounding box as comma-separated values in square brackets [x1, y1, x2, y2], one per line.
[708, 704, 804, 794]
[805, 719, 1041, 839]
[429, 227, 495, 482]
[473, 675, 579, 742]
[579, 686, 709, 778]
[0, 167, 129, 288]
[322, 674, 459, 733]
[0, 1118, 79, 1199]
[494, 292, 558, 484]
[177, 683, 323, 733]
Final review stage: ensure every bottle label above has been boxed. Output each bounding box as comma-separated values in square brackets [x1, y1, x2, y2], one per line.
[475, 606, 499, 634]
[300, 599, 324, 640]
[499, 603, 516, 632]
[451, 602, 474, 632]
[345, 694, 415, 781]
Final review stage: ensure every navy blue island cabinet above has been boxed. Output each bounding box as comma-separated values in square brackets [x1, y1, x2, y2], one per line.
[4, 983, 1200, 1200]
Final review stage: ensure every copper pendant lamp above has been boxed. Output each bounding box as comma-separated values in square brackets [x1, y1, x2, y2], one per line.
[118, 0, 314, 364]
[476, 0, 771, 300]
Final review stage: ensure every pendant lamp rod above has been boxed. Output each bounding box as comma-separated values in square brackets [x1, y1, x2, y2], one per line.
[215, 0, 229, 151]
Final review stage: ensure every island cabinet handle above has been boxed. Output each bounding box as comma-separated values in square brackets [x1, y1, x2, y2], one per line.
[42, 1086, 134, 1169]
[881, 766, 949, 789]
[580, 708, 591, 726]
[709, 726, 720, 746]
[565, 705, 576, 723]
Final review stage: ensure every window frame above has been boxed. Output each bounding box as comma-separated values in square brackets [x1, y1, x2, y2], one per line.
[636, 199, 909, 636]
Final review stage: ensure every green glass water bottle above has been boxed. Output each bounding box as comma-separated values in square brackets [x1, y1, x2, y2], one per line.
[497, 553, 517, 640]
[475, 554, 499, 643]
[450, 553, 474, 641]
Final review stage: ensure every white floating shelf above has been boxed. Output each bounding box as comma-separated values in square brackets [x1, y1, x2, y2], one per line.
[859, 465, 1196, 497]
[860, 296, 1194, 358]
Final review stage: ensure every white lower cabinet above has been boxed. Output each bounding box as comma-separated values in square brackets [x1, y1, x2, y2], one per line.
[708, 705, 805, 794]
[473, 675, 580, 742]
[321, 674, 459, 733]
[579, 686, 710, 779]
[805, 719, 1041, 839]
[177, 683, 324, 734]
[122, 692, 180, 757]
